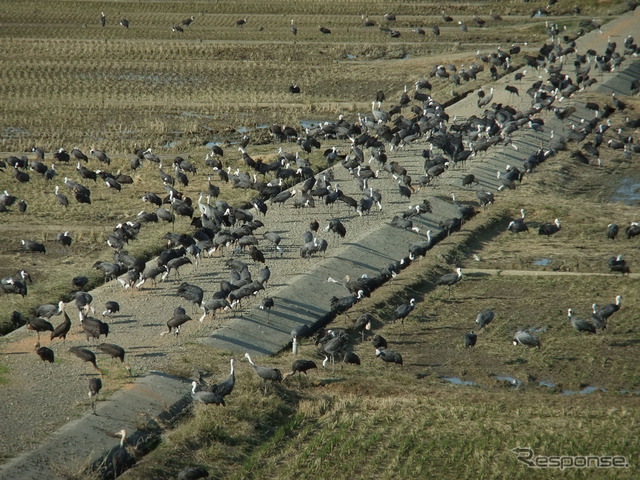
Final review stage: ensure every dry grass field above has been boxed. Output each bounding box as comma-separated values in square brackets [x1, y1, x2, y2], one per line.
[1, 0, 640, 478]
[0, 0, 632, 333]
[123, 154, 640, 479]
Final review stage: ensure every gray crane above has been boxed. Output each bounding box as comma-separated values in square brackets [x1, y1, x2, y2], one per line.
[244, 352, 283, 394]
[435, 267, 462, 298]
[283, 359, 317, 382]
[392, 298, 415, 329]
[567, 308, 596, 334]
[36, 301, 65, 319]
[512, 330, 541, 348]
[27, 317, 54, 343]
[206, 358, 236, 404]
[89, 377, 102, 413]
[96, 343, 131, 373]
[35, 343, 54, 364]
[51, 311, 71, 343]
[160, 310, 192, 338]
[475, 310, 494, 329]
[69, 347, 104, 377]
[375, 347, 403, 365]
[464, 331, 477, 348]
[191, 381, 224, 406]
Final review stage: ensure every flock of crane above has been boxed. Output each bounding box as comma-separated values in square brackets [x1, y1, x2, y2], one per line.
[2, 7, 640, 478]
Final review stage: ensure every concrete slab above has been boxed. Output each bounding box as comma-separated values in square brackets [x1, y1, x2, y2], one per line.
[0, 371, 190, 479]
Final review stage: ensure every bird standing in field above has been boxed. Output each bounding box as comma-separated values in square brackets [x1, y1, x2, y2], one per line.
[464, 331, 477, 348]
[538, 218, 561, 239]
[505, 85, 519, 97]
[191, 381, 224, 405]
[206, 358, 236, 405]
[69, 347, 104, 377]
[392, 298, 415, 329]
[375, 347, 403, 365]
[160, 309, 192, 339]
[96, 343, 131, 373]
[593, 295, 621, 323]
[109, 429, 136, 478]
[27, 317, 54, 344]
[512, 330, 541, 348]
[283, 359, 317, 382]
[102, 301, 120, 317]
[435, 267, 462, 298]
[35, 343, 54, 364]
[567, 308, 596, 334]
[51, 311, 72, 343]
[244, 352, 282, 394]
[475, 310, 494, 329]
[607, 223, 619, 240]
[259, 297, 274, 322]
[89, 377, 102, 413]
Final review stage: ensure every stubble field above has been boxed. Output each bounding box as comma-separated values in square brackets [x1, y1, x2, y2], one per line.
[1, 0, 640, 479]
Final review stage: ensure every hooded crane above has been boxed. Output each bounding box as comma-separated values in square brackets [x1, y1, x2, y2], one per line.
[593, 295, 621, 321]
[36, 301, 65, 319]
[80, 311, 109, 342]
[90, 148, 110, 165]
[69, 347, 104, 377]
[590, 305, 607, 332]
[178, 467, 210, 480]
[538, 218, 561, 239]
[567, 308, 596, 334]
[191, 381, 224, 406]
[283, 359, 317, 382]
[177, 282, 204, 312]
[320, 330, 350, 372]
[375, 347, 403, 365]
[352, 313, 373, 341]
[206, 358, 235, 404]
[35, 343, 54, 364]
[435, 267, 462, 298]
[464, 331, 478, 348]
[244, 352, 282, 394]
[475, 310, 494, 329]
[110, 429, 135, 478]
[96, 343, 131, 373]
[102, 301, 120, 317]
[51, 311, 72, 343]
[512, 330, 541, 348]
[89, 377, 102, 413]
[160, 309, 192, 339]
[507, 209, 528, 234]
[392, 298, 416, 329]
[27, 317, 54, 343]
